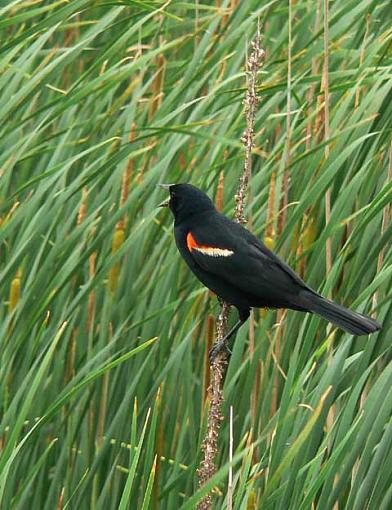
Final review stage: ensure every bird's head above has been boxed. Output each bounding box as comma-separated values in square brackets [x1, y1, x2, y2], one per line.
[158, 183, 215, 221]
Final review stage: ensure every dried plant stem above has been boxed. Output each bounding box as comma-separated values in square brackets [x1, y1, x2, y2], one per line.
[279, 0, 292, 231]
[355, 14, 370, 110]
[272, 0, 292, 418]
[323, 0, 332, 280]
[196, 26, 264, 510]
[236, 25, 265, 225]
[306, 0, 321, 152]
[322, 3, 338, 506]
[227, 405, 234, 510]
[352, 142, 392, 486]
[197, 304, 230, 510]
[372, 141, 392, 309]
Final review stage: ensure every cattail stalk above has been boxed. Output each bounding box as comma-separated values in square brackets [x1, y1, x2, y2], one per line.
[108, 228, 125, 293]
[8, 269, 22, 314]
[108, 124, 136, 292]
[372, 141, 392, 309]
[279, 0, 292, 232]
[236, 23, 265, 225]
[271, 0, 293, 418]
[196, 25, 265, 510]
[203, 315, 215, 405]
[227, 405, 234, 510]
[355, 15, 370, 110]
[323, 0, 332, 280]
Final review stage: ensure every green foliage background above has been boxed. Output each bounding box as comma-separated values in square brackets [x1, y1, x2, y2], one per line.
[0, 1, 391, 509]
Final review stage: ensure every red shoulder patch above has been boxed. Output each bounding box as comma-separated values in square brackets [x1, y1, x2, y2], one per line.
[186, 232, 234, 257]
[186, 232, 199, 251]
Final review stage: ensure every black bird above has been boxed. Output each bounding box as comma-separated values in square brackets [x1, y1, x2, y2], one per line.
[159, 183, 381, 360]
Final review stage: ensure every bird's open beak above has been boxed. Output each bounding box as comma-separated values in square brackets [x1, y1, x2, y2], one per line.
[158, 198, 170, 208]
[157, 183, 173, 208]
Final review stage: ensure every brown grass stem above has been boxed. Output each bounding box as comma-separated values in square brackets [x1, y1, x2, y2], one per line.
[196, 24, 264, 510]
[323, 0, 332, 280]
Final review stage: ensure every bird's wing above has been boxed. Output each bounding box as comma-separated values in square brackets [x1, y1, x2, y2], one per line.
[187, 215, 309, 305]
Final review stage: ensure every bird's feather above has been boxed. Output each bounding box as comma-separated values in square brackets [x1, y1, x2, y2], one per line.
[186, 212, 310, 309]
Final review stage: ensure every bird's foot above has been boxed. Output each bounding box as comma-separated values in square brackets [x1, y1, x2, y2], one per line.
[209, 339, 231, 364]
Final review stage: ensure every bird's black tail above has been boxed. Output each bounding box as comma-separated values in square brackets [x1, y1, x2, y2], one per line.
[302, 291, 381, 336]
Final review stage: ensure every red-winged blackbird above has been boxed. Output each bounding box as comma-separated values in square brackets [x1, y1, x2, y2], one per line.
[159, 183, 381, 360]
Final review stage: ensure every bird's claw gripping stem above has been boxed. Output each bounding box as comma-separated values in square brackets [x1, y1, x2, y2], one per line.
[208, 317, 247, 364]
[208, 339, 231, 364]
